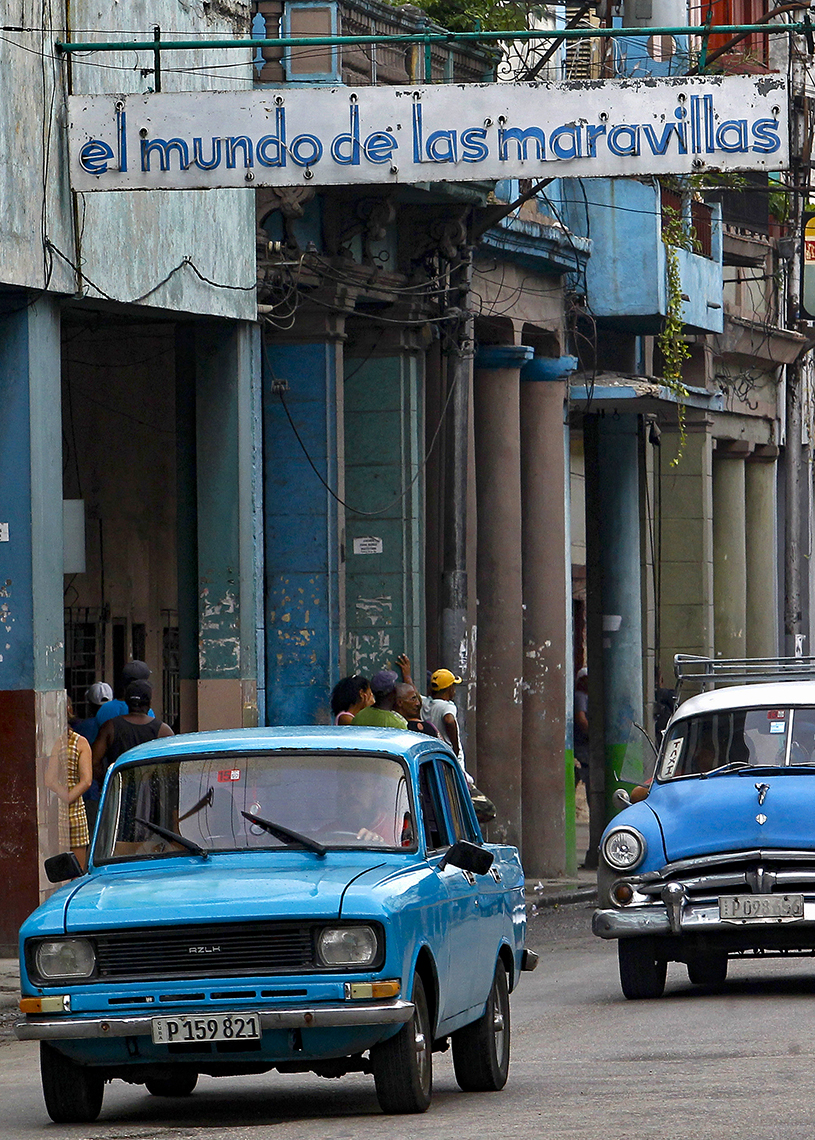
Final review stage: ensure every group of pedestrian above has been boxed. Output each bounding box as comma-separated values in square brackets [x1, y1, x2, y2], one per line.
[329, 655, 495, 823]
[47, 660, 173, 869]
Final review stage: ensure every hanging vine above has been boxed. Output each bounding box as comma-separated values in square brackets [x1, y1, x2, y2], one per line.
[658, 204, 692, 465]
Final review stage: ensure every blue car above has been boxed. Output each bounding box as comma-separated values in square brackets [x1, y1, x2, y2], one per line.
[594, 657, 815, 999]
[16, 726, 534, 1121]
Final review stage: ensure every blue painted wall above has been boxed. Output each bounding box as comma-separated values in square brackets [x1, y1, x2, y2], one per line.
[0, 298, 63, 692]
[262, 341, 339, 725]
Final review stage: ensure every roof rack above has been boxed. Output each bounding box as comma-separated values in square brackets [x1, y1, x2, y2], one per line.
[674, 655, 815, 700]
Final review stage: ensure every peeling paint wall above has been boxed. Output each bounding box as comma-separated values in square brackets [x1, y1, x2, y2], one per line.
[0, 1, 255, 320]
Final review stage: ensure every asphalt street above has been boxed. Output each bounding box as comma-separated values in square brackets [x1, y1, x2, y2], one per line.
[4, 900, 815, 1139]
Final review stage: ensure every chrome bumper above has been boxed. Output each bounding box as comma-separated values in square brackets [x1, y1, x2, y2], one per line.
[593, 902, 815, 940]
[15, 999, 414, 1042]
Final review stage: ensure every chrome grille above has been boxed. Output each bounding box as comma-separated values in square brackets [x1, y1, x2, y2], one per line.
[93, 922, 316, 980]
[639, 851, 815, 900]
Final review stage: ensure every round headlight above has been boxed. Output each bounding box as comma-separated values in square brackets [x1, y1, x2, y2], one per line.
[34, 938, 95, 980]
[317, 926, 378, 967]
[602, 827, 646, 871]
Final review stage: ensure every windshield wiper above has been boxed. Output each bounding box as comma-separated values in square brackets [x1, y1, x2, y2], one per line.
[134, 817, 208, 859]
[178, 787, 214, 822]
[241, 811, 326, 858]
[700, 761, 751, 777]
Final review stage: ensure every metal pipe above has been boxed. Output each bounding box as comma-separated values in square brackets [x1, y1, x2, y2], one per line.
[54, 22, 809, 54]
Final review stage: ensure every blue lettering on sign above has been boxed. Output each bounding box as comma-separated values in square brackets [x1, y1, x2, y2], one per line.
[289, 133, 323, 167]
[89, 89, 779, 182]
[716, 119, 748, 152]
[364, 132, 397, 164]
[141, 137, 190, 171]
[460, 127, 489, 163]
[751, 118, 780, 153]
[79, 139, 115, 174]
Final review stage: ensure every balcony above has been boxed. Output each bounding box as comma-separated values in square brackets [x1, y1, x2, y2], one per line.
[561, 177, 723, 334]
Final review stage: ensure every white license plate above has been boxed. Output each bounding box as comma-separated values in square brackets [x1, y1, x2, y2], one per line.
[719, 894, 804, 921]
[151, 1012, 261, 1045]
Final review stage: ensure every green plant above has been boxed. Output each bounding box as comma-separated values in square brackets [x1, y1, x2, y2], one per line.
[658, 205, 691, 465]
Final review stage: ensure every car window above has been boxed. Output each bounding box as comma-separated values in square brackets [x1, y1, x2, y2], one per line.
[659, 707, 800, 778]
[438, 761, 477, 842]
[93, 751, 414, 861]
[419, 761, 449, 851]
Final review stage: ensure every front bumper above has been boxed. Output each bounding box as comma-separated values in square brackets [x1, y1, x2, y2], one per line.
[15, 999, 414, 1042]
[593, 900, 815, 940]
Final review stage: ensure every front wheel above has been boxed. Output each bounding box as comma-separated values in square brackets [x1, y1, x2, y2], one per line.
[618, 937, 667, 1000]
[371, 974, 432, 1113]
[687, 952, 728, 987]
[40, 1042, 104, 1124]
[145, 1071, 199, 1097]
[451, 959, 511, 1092]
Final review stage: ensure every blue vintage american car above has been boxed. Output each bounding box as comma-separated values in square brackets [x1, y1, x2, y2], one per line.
[16, 726, 534, 1122]
[594, 657, 815, 999]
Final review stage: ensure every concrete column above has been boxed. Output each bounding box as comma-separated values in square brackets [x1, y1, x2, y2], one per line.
[519, 357, 576, 878]
[589, 415, 645, 825]
[713, 453, 747, 658]
[177, 321, 261, 731]
[746, 457, 779, 657]
[659, 424, 714, 681]
[473, 345, 532, 850]
[0, 295, 64, 952]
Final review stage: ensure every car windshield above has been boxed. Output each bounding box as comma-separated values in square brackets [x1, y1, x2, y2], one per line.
[658, 707, 815, 779]
[93, 751, 414, 862]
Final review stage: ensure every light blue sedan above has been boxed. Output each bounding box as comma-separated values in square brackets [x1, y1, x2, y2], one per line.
[16, 726, 535, 1121]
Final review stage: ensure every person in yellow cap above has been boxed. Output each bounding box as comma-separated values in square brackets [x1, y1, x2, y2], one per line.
[422, 668, 464, 763]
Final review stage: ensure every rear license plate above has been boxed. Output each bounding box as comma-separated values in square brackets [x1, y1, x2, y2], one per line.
[151, 1012, 261, 1045]
[719, 894, 804, 922]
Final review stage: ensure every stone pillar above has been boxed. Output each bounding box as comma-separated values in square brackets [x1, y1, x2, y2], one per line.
[178, 321, 261, 731]
[473, 345, 532, 850]
[659, 424, 714, 681]
[0, 295, 64, 951]
[519, 357, 576, 878]
[713, 451, 747, 658]
[746, 454, 779, 657]
[592, 415, 645, 820]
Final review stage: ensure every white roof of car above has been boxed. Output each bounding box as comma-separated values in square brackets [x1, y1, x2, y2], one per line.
[671, 681, 815, 724]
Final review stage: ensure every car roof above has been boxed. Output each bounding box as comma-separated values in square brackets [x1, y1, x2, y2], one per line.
[671, 681, 815, 725]
[107, 724, 451, 769]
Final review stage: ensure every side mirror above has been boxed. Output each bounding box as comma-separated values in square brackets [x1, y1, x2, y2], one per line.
[44, 852, 84, 883]
[613, 788, 631, 809]
[439, 839, 494, 876]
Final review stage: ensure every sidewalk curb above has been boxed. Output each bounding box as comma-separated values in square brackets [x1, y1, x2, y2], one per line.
[525, 884, 597, 910]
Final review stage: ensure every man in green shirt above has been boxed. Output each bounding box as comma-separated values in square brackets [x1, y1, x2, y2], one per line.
[351, 670, 408, 729]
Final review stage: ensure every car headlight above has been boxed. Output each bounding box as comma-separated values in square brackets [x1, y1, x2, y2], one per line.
[317, 926, 379, 967]
[602, 827, 647, 871]
[33, 939, 96, 981]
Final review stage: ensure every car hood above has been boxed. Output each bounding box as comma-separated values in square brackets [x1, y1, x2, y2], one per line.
[649, 771, 815, 863]
[61, 855, 387, 933]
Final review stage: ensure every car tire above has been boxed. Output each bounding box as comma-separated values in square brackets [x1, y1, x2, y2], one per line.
[451, 959, 510, 1093]
[371, 974, 432, 1114]
[145, 1071, 199, 1097]
[40, 1042, 104, 1124]
[618, 937, 667, 1000]
[686, 953, 728, 987]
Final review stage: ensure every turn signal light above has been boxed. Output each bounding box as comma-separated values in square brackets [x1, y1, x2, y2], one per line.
[345, 980, 401, 1000]
[612, 882, 635, 905]
[19, 995, 70, 1014]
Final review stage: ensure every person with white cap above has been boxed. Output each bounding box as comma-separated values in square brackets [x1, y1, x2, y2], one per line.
[73, 681, 114, 831]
